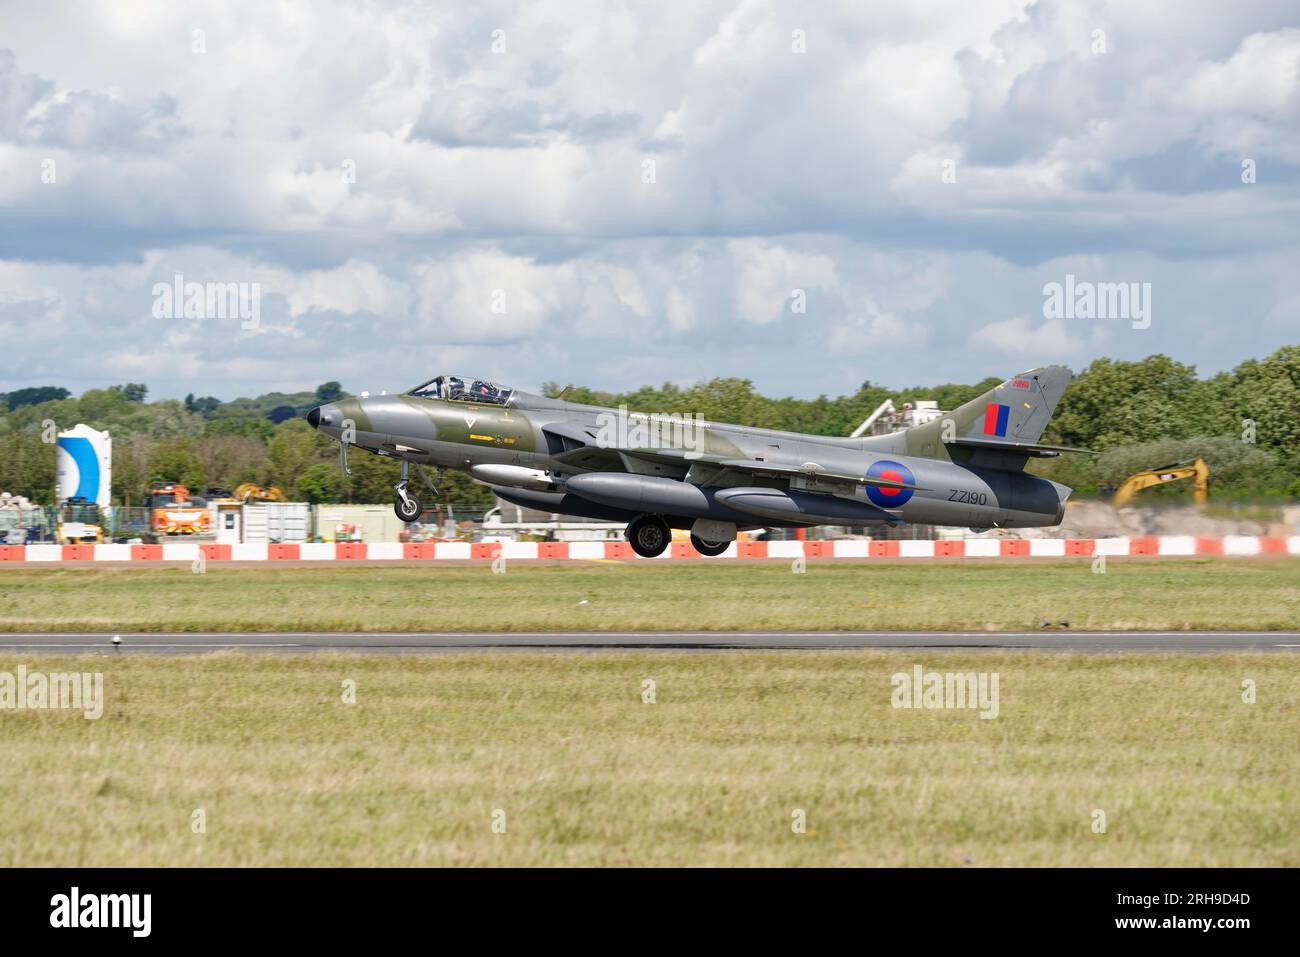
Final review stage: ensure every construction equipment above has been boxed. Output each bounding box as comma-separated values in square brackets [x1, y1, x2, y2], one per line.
[145, 482, 211, 535]
[850, 399, 946, 437]
[0, 492, 45, 543]
[57, 497, 104, 544]
[234, 483, 287, 502]
[1113, 457, 1209, 507]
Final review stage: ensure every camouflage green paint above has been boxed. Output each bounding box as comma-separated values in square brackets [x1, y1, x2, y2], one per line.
[397, 395, 537, 453]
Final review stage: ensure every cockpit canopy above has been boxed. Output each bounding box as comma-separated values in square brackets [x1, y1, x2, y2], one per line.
[408, 375, 513, 406]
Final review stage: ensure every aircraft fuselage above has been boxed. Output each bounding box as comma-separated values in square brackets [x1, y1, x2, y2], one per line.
[308, 388, 1070, 534]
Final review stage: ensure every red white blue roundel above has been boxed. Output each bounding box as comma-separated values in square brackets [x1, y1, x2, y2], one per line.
[865, 459, 915, 508]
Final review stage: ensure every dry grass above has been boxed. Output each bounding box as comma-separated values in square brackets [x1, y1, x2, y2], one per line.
[0, 559, 1297, 632]
[1, 651, 1295, 866]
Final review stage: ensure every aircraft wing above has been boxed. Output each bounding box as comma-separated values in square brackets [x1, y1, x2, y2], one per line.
[619, 448, 924, 491]
[550, 445, 626, 471]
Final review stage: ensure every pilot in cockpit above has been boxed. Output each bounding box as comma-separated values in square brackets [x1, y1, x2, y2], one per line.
[408, 375, 511, 405]
[470, 380, 499, 400]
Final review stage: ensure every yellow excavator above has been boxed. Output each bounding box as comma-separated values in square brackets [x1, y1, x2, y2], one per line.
[234, 483, 288, 502]
[1113, 457, 1209, 507]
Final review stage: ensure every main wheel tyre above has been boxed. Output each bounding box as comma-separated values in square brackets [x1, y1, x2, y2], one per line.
[626, 515, 670, 558]
[690, 533, 730, 557]
[394, 494, 422, 523]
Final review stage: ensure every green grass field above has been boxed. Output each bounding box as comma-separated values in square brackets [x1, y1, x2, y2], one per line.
[2, 561, 1295, 866]
[0, 558, 1297, 632]
[1, 651, 1295, 866]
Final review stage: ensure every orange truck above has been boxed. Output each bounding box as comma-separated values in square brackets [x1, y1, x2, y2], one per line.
[146, 483, 211, 535]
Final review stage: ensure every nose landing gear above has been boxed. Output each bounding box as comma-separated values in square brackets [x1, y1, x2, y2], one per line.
[394, 460, 442, 523]
[394, 460, 421, 523]
[394, 485, 421, 523]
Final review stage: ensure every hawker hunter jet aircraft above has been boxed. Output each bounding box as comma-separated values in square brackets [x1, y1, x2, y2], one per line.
[306, 367, 1089, 557]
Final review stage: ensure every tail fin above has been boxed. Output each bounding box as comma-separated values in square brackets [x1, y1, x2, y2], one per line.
[864, 366, 1077, 466]
[954, 366, 1073, 446]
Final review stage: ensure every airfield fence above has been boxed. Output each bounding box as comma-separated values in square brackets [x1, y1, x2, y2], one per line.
[0, 503, 499, 543]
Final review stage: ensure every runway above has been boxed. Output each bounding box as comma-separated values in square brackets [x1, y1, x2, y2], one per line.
[0, 631, 1296, 654]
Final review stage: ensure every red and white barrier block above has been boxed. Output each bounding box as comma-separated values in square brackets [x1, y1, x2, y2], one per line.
[0, 536, 1297, 563]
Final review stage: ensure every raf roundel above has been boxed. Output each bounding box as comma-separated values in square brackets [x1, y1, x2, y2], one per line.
[865, 459, 916, 508]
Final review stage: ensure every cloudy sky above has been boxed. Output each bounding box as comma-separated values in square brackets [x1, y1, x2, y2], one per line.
[1, 0, 1298, 401]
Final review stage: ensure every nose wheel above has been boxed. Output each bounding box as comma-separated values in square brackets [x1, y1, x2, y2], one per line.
[394, 460, 422, 523]
[394, 486, 422, 523]
[626, 515, 671, 558]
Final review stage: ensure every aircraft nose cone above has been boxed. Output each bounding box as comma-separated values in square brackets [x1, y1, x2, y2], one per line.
[306, 406, 321, 429]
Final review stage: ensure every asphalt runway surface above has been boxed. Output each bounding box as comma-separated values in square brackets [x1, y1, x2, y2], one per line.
[0, 631, 1296, 654]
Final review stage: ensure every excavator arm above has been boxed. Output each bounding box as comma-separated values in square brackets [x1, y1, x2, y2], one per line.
[1113, 457, 1209, 506]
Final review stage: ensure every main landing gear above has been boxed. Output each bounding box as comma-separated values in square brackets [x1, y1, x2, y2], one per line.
[626, 515, 671, 558]
[689, 534, 729, 557]
[625, 516, 733, 557]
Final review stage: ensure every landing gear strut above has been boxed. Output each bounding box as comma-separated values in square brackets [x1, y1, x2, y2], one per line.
[394, 460, 421, 523]
[626, 515, 671, 558]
